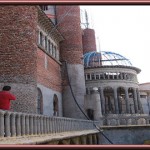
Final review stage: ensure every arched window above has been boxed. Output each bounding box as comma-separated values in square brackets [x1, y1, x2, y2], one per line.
[37, 88, 43, 114]
[53, 94, 59, 116]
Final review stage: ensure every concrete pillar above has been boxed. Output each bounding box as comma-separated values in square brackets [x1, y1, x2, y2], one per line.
[4, 111, 11, 137]
[40, 116, 44, 134]
[61, 139, 71, 144]
[0, 111, 5, 137]
[100, 87, 105, 115]
[92, 87, 102, 120]
[46, 117, 50, 134]
[125, 88, 130, 113]
[114, 88, 119, 114]
[37, 115, 41, 135]
[133, 88, 138, 113]
[136, 89, 141, 112]
[33, 115, 37, 135]
[16, 113, 21, 136]
[87, 135, 93, 145]
[21, 114, 26, 136]
[92, 134, 98, 144]
[29, 115, 34, 135]
[10, 113, 16, 137]
[81, 136, 87, 144]
[25, 115, 30, 135]
[43, 116, 47, 134]
[71, 137, 81, 144]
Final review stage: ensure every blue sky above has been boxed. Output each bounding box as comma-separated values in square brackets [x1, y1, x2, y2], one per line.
[80, 5, 150, 84]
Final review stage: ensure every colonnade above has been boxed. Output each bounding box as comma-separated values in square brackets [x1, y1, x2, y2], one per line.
[86, 86, 142, 115]
[85, 72, 137, 82]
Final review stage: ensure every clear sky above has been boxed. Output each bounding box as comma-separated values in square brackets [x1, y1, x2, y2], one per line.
[80, 5, 150, 84]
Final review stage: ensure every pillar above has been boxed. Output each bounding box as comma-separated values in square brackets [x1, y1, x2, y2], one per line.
[133, 88, 138, 113]
[16, 113, 21, 136]
[21, 114, 26, 136]
[10, 113, 16, 137]
[114, 88, 119, 114]
[4, 111, 11, 137]
[81, 136, 87, 144]
[125, 88, 130, 113]
[100, 87, 105, 115]
[87, 134, 93, 144]
[92, 87, 102, 120]
[0, 111, 5, 137]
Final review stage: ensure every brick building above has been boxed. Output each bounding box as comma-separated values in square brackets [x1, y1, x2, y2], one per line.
[0, 5, 147, 121]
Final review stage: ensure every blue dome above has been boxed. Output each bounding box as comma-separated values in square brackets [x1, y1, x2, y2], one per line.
[84, 51, 132, 68]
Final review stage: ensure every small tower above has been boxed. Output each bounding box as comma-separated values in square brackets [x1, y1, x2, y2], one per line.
[56, 5, 86, 119]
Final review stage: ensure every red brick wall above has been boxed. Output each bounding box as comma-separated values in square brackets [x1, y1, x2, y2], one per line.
[37, 48, 62, 92]
[0, 5, 38, 113]
[0, 5, 37, 84]
[56, 5, 83, 64]
[82, 28, 97, 54]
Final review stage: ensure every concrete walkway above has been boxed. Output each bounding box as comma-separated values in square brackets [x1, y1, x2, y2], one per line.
[0, 130, 99, 145]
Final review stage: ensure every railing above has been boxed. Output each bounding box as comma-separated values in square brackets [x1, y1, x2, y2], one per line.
[0, 110, 99, 138]
[101, 114, 150, 126]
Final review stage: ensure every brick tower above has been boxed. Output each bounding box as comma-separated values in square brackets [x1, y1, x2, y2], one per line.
[56, 5, 86, 119]
[0, 5, 38, 113]
[82, 28, 97, 54]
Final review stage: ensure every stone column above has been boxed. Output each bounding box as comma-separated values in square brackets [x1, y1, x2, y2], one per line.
[71, 137, 80, 144]
[29, 115, 34, 135]
[92, 87, 102, 120]
[37, 115, 41, 135]
[10, 113, 16, 137]
[114, 88, 119, 114]
[43, 116, 47, 134]
[25, 115, 30, 135]
[133, 88, 138, 113]
[125, 88, 130, 113]
[46, 117, 50, 134]
[16, 113, 21, 136]
[0, 111, 5, 137]
[136, 89, 141, 112]
[81, 136, 87, 144]
[92, 134, 98, 144]
[100, 87, 105, 115]
[33, 115, 37, 135]
[87, 134, 93, 144]
[21, 114, 26, 136]
[40, 116, 44, 134]
[4, 111, 11, 137]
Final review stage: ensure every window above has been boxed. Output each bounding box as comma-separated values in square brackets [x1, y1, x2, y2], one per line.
[37, 88, 43, 114]
[53, 94, 59, 116]
[45, 36, 48, 50]
[40, 5, 48, 11]
[39, 32, 43, 46]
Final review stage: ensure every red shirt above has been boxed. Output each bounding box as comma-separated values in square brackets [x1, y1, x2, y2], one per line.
[0, 91, 16, 110]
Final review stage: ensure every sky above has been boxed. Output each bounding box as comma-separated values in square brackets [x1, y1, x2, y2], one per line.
[80, 5, 150, 84]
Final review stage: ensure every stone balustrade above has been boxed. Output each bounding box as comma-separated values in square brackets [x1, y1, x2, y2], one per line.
[0, 110, 98, 138]
[101, 114, 150, 126]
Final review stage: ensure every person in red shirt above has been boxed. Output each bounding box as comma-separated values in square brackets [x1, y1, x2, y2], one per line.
[0, 86, 16, 110]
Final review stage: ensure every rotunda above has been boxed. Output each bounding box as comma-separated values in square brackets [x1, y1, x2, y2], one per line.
[84, 51, 143, 119]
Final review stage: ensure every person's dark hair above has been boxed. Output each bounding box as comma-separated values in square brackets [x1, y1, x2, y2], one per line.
[2, 86, 11, 91]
